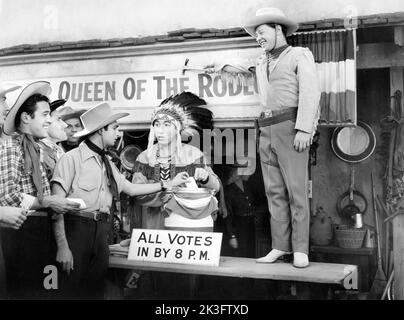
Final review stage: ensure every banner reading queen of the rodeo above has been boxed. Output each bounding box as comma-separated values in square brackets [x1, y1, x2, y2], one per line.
[4, 71, 262, 127]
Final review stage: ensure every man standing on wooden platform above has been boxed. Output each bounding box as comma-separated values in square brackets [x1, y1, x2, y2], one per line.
[205, 7, 320, 268]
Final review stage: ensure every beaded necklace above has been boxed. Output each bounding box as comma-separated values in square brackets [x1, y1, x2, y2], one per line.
[156, 147, 171, 165]
[156, 144, 176, 181]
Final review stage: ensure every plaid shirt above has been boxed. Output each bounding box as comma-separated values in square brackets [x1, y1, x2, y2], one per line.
[0, 135, 51, 207]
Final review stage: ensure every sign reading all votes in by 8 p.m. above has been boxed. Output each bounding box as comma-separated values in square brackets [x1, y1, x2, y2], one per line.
[127, 229, 223, 267]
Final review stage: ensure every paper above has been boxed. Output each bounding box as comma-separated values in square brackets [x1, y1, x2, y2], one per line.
[109, 243, 129, 257]
[67, 198, 87, 209]
[184, 177, 199, 190]
[20, 193, 36, 210]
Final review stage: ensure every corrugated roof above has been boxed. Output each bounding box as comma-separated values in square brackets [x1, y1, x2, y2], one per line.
[1, 12, 403, 56]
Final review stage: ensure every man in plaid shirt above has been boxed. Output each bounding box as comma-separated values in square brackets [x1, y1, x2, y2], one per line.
[0, 81, 80, 299]
[0, 83, 27, 299]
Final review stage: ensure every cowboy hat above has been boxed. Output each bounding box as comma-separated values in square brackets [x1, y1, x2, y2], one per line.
[0, 83, 21, 98]
[3, 81, 51, 135]
[49, 99, 66, 113]
[243, 7, 298, 37]
[73, 102, 129, 138]
[60, 108, 87, 121]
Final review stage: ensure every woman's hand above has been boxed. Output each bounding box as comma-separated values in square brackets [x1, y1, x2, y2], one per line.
[171, 172, 190, 188]
[194, 168, 209, 183]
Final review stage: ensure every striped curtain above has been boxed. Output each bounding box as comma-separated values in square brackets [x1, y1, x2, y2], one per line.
[289, 29, 356, 126]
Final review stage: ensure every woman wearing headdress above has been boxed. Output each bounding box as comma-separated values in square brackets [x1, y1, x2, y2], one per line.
[132, 92, 220, 231]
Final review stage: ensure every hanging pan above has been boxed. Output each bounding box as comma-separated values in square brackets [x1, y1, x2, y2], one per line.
[120, 144, 143, 172]
[331, 120, 376, 163]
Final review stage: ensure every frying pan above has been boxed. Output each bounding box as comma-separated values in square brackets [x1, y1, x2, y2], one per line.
[331, 121, 376, 163]
[120, 144, 143, 172]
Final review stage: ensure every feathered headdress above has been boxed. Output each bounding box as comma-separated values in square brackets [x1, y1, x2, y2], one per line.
[147, 92, 213, 159]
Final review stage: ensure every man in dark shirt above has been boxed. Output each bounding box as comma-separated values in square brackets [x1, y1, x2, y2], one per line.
[223, 166, 256, 258]
[59, 109, 86, 152]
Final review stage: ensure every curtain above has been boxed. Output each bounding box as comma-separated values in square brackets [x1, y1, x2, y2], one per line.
[289, 29, 356, 126]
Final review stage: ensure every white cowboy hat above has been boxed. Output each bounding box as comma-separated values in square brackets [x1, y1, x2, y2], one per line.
[243, 7, 299, 37]
[0, 83, 22, 98]
[3, 81, 51, 135]
[74, 102, 129, 138]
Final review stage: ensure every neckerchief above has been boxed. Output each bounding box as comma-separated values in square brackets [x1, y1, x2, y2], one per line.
[84, 139, 118, 198]
[267, 44, 290, 61]
[266, 44, 290, 78]
[84, 139, 119, 244]
[22, 133, 43, 201]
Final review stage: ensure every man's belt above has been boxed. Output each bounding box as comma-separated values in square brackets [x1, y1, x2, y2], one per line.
[67, 211, 110, 222]
[235, 212, 255, 217]
[26, 210, 48, 217]
[255, 107, 298, 128]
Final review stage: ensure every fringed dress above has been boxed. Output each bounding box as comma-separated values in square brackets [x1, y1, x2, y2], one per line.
[132, 144, 218, 232]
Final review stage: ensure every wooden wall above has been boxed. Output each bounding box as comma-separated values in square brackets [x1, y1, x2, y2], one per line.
[312, 68, 390, 227]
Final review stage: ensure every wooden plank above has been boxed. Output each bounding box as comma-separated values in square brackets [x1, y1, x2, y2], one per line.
[0, 37, 258, 67]
[390, 67, 404, 93]
[109, 255, 357, 287]
[393, 215, 404, 299]
[390, 67, 404, 300]
[394, 26, 404, 47]
[357, 43, 404, 69]
[311, 245, 374, 256]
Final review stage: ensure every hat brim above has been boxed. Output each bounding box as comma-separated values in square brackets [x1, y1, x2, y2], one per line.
[50, 99, 66, 113]
[3, 81, 51, 135]
[60, 109, 87, 121]
[0, 85, 22, 97]
[74, 112, 129, 138]
[243, 14, 298, 37]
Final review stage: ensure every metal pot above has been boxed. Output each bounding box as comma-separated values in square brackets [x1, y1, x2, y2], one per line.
[336, 165, 368, 228]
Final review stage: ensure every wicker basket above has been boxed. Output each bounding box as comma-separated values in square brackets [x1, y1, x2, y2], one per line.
[334, 225, 366, 249]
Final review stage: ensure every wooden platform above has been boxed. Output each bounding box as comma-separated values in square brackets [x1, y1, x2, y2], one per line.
[311, 245, 375, 256]
[109, 255, 358, 289]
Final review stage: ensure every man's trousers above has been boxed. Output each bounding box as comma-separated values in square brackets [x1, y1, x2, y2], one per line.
[0, 230, 6, 299]
[57, 214, 110, 299]
[0, 216, 52, 299]
[258, 119, 310, 254]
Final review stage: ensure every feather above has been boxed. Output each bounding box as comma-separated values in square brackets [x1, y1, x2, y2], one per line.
[151, 91, 213, 133]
